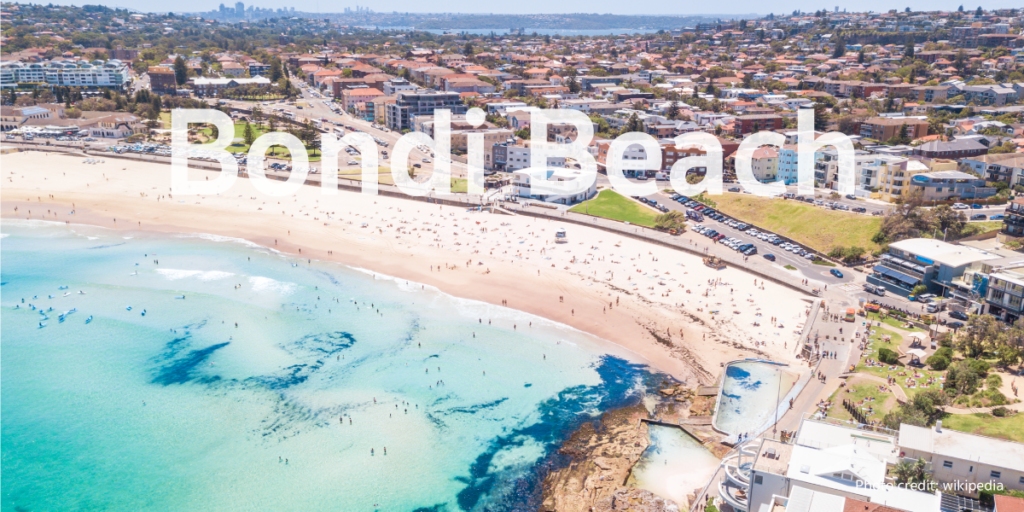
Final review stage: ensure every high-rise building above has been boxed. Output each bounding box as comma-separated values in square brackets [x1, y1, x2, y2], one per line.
[235, 2, 244, 15]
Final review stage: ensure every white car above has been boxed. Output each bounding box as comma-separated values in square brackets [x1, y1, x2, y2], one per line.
[952, 203, 968, 210]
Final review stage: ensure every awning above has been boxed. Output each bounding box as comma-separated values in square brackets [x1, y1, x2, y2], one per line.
[872, 265, 920, 286]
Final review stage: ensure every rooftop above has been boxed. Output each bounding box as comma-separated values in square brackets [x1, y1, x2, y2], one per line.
[899, 424, 1024, 474]
[887, 238, 1000, 268]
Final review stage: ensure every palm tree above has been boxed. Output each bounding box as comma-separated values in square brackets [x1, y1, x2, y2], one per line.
[891, 458, 932, 486]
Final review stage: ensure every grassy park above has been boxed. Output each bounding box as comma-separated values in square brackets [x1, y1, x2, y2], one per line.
[941, 412, 1024, 443]
[200, 121, 322, 161]
[569, 189, 659, 227]
[713, 195, 883, 254]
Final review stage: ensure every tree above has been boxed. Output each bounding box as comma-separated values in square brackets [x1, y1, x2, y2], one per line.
[904, 36, 915, 60]
[858, 49, 865, 64]
[173, 56, 188, 86]
[270, 59, 283, 82]
[832, 36, 845, 58]
[667, 101, 681, 120]
[957, 314, 1002, 358]
[954, 50, 968, 75]
[243, 122, 255, 146]
[892, 458, 934, 487]
[813, 103, 829, 132]
[566, 74, 580, 94]
[653, 211, 687, 232]
[251, 105, 264, 127]
[622, 112, 644, 134]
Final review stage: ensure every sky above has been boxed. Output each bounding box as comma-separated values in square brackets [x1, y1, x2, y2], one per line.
[24, 0, 1021, 16]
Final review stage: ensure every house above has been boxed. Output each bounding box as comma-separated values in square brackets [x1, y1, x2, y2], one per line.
[900, 423, 1024, 496]
[148, 67, 177, 92]
[220, 61, 245, 77]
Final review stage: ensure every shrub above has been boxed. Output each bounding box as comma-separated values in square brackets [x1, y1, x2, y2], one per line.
[992, 406, 1010, 417]
[986, 373, 1003, 391]
[986, 390, 1008, 406]
[946, 360, 983, 396]
[878, 348, 901, 365]
[934, 346, 953, 360]
[969, 359, 990, 376]
[926, 355, 950, 371]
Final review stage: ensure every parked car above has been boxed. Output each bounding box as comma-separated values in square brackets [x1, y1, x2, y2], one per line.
[949, 310, 969, 321]
[971, 204, 982, 209]
[830, 269, 844, 278]
[970, 214, 987, 220]
[728, 187, 741, 192]
[952, 203, 968, 210]
[763, 254, 776, 261]
[947, 321, 965, 330]
[990, 215, 1005, 220]
[845, 194, 856, 200]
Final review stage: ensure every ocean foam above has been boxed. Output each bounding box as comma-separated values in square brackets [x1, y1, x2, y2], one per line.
[248, 276, 296, 295]
[156, 269, 235, 281]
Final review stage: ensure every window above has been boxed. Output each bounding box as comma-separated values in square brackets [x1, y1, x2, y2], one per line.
[754, 475, 763, 485]
[991, 471, 1001, 479]
[943, 461, 953, 469]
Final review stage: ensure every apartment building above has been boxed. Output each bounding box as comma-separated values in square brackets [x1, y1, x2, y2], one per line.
[985, 268, 1024, 322]
[906, 170, 996, 202]
[859, 118, 929, 142]
[1003, 197, 1024, 238]
[1, 59, 130, 90]
[191, 76, 271, 96]
[733, 114, 784, 136]
[962, 153, 1024, 188]
[385, 91, 466, 131]
[148, 67, 177, 92]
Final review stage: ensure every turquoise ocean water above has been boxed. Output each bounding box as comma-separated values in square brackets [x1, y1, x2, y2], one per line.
[1, 221, 671, 512]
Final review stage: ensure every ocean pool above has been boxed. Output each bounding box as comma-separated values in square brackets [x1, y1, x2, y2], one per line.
[629, 424, 720, 509]
[713, 361, 798, 437]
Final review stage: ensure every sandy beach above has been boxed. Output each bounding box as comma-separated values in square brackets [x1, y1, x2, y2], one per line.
[1, 150, 814, 383]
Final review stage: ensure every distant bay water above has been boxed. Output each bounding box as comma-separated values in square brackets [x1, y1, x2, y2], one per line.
[369, 26, 665, 35]
[1, 221, 671, 511]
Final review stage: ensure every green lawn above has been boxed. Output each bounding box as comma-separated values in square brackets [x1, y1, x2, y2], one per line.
[941, 412, 1024, 443]
[713, 195, 883, 254]
[866, 312, 927, 333]
[855, 326, 946, 398]
[201, 122, 321, 161]
[827, 380, 897, 424]
[569, 189, 659, 227]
